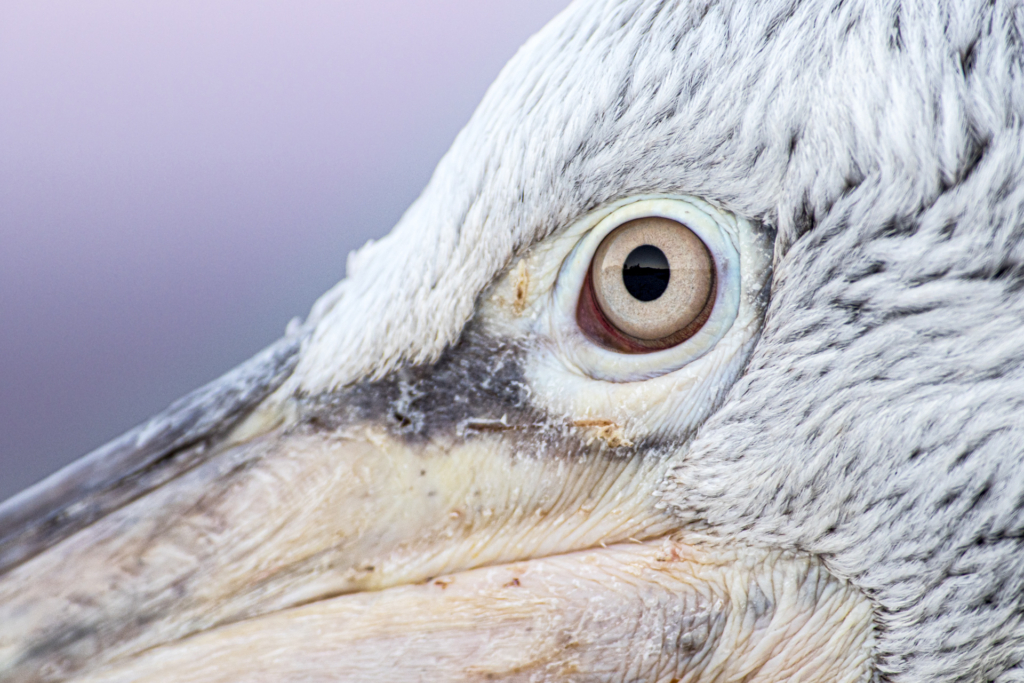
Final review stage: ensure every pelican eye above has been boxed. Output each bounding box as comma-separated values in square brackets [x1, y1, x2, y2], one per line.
[579, 217, 715, 352]
[542, 196, 752, 383]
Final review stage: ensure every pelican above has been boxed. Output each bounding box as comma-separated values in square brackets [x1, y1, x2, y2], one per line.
[2, 0, 1023, 681]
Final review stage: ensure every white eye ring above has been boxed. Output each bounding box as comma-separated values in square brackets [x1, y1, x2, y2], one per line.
[545, 196, 743, 383]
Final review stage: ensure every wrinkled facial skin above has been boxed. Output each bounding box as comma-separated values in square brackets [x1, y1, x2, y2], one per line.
[0, 345, 873, 683]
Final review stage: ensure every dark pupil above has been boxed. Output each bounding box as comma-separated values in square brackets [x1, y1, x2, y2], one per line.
[622, 244, 670, 301]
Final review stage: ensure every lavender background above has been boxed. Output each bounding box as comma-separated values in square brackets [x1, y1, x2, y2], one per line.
[0, 1, 568, 502]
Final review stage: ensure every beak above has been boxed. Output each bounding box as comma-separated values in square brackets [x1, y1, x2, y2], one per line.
[0, 328, 873, 682]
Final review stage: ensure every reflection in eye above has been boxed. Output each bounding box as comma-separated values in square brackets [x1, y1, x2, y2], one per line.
[577, 217, 716, 353]
[622, 245, 670, 301]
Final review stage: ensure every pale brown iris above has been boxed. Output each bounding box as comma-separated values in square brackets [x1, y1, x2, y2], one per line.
[578, 217, 716, 353]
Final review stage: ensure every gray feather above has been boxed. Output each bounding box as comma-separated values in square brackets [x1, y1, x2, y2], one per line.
[659, 4, 1024, 680]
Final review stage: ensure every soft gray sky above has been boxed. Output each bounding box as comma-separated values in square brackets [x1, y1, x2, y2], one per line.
[0, 0, 569, 501]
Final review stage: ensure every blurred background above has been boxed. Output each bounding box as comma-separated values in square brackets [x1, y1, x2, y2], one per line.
[0, 0, 569, 501]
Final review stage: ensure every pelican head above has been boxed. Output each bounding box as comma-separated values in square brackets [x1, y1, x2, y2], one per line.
[3, 1, 1024, 681]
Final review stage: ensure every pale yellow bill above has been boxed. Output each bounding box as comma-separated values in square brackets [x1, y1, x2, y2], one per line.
[0, 424, 872, 682]
[77, 538, 873, 683]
